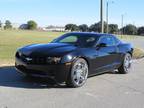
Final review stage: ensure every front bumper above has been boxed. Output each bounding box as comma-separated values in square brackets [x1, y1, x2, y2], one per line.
[15, 57, 72, 83]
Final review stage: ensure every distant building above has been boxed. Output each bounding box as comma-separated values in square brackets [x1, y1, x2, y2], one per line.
[43, 26, 66, 32]
[12, 23, 20, 30]
[19, 24, 28, 29]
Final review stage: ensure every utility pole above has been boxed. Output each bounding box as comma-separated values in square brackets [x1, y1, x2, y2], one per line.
[106, 0, 114, 33]
[100, 0, 104, 33]
[121, 14, 124, 35]
[106, 1, 109, 33]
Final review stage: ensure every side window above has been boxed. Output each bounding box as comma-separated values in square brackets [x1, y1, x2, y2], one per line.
[59, 36, 78, 43]
[85, 37, 97, 47]
[98, 36, 115, 46]
[113, 36, 121, 45]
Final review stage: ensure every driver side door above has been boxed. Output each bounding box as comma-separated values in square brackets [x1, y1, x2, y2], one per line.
[93, 35, 118, 73]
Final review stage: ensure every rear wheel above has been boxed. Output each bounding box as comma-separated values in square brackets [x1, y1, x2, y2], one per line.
[66, 58, 88, 88]
[118, 53, 132, 74]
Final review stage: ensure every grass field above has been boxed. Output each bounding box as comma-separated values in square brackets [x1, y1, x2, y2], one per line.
[0, 30, 65, 63]
[0, 30, 143, 64]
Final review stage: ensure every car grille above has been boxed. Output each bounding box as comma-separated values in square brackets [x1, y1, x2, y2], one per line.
[30, 57, 47, 65]
[25, 57, 47, 65]
[16, 52, 47, 65]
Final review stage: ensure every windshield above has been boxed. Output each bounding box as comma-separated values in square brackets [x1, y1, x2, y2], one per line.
[51, 33, 100, 47]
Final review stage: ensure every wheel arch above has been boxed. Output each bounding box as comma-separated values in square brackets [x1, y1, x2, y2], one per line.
[72, 56, 90, 69]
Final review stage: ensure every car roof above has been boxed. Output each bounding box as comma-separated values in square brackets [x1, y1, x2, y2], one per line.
[66, 32, 114, 37]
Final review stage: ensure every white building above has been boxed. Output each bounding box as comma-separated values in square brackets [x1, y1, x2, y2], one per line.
[12, 23, 20, 30]
[43, 26, 66, 32]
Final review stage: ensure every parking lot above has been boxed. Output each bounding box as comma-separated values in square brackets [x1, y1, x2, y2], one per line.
[0, 38, 144, 108]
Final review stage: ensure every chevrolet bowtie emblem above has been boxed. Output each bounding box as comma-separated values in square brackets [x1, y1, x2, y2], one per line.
[25, 58, 32, 61]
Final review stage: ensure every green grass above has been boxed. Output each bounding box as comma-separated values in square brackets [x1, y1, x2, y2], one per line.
[117, 34, 138, 40]
[0, 30, 65, 63]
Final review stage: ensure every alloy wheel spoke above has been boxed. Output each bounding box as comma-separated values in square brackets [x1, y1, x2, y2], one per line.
[124, 55, 132, 71]
[72, 61, 88, 86]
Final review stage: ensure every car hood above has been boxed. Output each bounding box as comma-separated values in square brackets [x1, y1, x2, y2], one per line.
[19, 43, 77, 57]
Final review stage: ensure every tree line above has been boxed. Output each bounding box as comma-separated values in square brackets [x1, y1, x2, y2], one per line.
[0, 20, 37, 30]
[65, 22, 144, 36]
[0, 20, 144, 36]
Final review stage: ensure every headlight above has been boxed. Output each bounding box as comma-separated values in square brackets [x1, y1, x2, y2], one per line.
[46, 57, 61, 64]
[16, 51, 22, 58]
[19, 52, 22, 57]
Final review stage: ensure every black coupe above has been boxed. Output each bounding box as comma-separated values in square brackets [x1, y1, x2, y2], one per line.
[15, 32, 133, 87]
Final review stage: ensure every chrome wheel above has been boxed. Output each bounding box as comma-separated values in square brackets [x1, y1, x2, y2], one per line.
[71, 59, 88, 87]
[124, 53, 132, 73]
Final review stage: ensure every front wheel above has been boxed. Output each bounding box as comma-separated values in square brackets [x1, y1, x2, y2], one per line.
[118, 53, 132, 74]
[66, 58, 89, 88]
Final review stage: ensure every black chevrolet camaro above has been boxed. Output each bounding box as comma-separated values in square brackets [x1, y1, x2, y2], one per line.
[15, 32, 133, 87]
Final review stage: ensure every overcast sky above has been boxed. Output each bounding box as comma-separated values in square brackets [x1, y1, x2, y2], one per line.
[0, 0, 143, 27]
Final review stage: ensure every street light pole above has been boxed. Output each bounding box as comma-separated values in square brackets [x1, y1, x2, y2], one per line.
[100, 0, 104, 33]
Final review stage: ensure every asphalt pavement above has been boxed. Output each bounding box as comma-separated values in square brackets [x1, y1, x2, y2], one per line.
[0, 37, 144, 108]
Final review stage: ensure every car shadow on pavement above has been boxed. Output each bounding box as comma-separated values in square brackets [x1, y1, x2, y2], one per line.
[0, 66, 118, 89]
[0, 66, 67, 89]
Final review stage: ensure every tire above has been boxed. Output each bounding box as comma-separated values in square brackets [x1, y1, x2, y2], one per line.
[118, 53, 132, 74]
[66, 58, 89, 88]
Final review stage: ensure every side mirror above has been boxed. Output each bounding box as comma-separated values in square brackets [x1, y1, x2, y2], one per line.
[96, 43, 107, 48]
